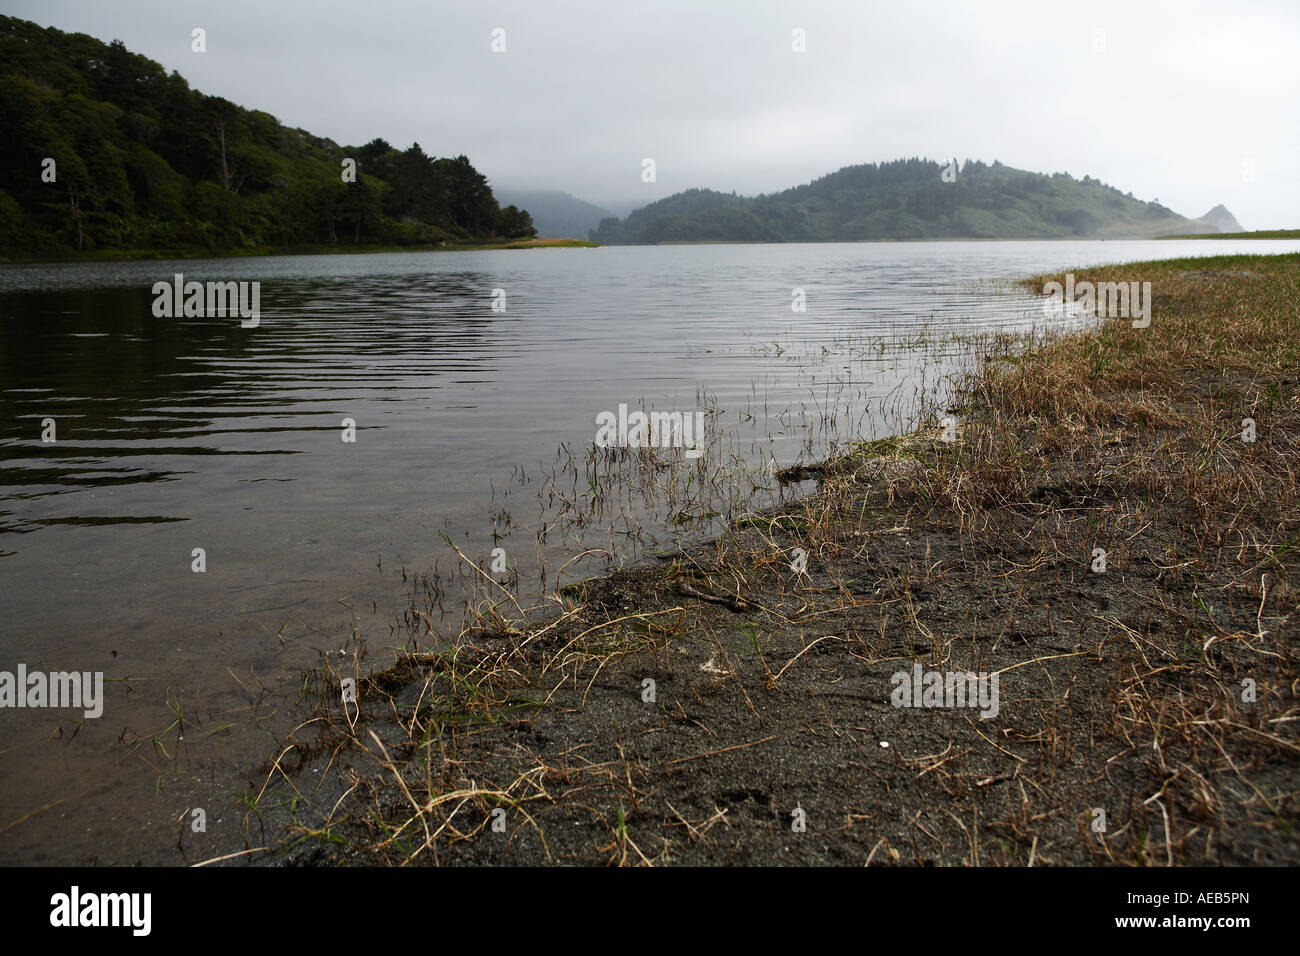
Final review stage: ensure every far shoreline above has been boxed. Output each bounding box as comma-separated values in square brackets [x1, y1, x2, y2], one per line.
[0, 236, 599, 265]
[4, 231, 1298, 266]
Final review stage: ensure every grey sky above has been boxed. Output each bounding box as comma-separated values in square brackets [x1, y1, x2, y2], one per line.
[6, 0, 1298, 227]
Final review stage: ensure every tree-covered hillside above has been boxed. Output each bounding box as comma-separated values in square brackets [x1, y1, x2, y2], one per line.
[591, 158, 1219, 244]
[0, 16, 534, 257]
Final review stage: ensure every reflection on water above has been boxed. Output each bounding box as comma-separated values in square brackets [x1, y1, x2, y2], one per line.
[1, 238, 1297, 864]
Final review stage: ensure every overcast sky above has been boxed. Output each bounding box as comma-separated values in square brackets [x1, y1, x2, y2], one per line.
[6, 0, 1298, 227]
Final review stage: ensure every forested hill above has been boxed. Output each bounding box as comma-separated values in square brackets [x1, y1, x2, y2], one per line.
[0, 16, 535, 258]
[590, 159, 1221, 244]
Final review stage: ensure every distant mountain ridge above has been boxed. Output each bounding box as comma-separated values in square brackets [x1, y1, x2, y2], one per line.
[492, 188, 613, 240]
[590, 159, 1240, 244]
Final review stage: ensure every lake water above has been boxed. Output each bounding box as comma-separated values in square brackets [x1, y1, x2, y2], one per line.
[2, 238, 1297, 864]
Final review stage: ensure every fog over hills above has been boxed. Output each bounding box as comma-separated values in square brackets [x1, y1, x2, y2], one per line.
[491, 188, 613, 240]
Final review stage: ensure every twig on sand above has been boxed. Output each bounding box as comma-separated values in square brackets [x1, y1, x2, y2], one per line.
[667, 735, 777, 766]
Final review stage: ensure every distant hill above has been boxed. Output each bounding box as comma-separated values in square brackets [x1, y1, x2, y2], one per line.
[0, 15, 535, 257]
[492, 188, 613, 240]
[590, 159, 1234, 244]
[1192, 204, 1245, 233]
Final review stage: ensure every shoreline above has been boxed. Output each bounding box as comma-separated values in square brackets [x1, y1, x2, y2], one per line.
[0, 237, 599, 265]
[240, 252, 1298, 866]
[5, 234, 1297, 265]
[1157, 230, 1300, 240]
